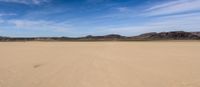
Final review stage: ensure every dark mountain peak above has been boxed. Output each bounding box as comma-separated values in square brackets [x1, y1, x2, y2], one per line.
[135, 31, 200, 40]
[104, 34, 124, 38]
[191, 32, 200, 36]
[136, 32, 158, 38]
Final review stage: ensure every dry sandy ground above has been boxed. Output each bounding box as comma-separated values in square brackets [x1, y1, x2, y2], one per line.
[0, 41, 200, 87]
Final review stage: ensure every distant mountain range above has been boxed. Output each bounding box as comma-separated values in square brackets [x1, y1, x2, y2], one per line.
[0, 31, 200, 41]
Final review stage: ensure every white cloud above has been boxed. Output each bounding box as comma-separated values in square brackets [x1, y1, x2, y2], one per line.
[0, 0, 50, 5]
[0, 19, 78, 36]
[86, 0, 109, 3]
[0, 19, 4, 23]
[98, 12, 200, 36]
[145, 0, 200, 16]
[116, 7, 130, 12]
[8, 20, 70, 32]
[0, 13, 16, 16]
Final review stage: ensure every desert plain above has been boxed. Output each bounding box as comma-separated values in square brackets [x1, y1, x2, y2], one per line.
[0, 41, 200, 87]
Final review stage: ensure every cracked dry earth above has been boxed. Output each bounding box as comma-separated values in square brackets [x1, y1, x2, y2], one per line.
[0, 42, 200, 87]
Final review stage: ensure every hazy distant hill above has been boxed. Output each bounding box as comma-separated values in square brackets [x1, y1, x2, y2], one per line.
[0, 31, 200, 41]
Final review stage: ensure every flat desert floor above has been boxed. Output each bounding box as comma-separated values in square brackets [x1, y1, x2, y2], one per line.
[0, 41, 200, 87]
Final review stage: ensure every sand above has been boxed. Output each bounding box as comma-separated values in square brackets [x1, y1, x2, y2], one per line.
[0, 41, 200, 87]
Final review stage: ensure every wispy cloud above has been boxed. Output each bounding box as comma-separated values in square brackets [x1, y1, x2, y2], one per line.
[0, 19, 72, 33]
[0, 13, 16, 17]
[0, 0, 50, 5]
[8, 20, 71, 31]
[22, 6, 70, 20]
[0, 0, 199, 36]
[116, 7, 131, 13]
[0, 18, 79, 37]
[86, 0, 109, 3]
[97, 12, 200, 36]
[0, 19, 4, 23]
[145, 0, 200, 16]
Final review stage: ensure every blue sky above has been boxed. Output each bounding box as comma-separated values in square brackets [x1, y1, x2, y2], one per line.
[0, 0, 200, 37]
